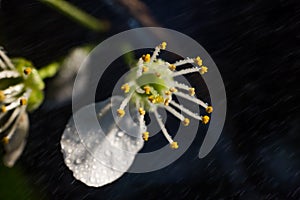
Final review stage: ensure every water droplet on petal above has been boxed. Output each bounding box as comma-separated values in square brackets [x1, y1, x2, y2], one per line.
[75, 158, 82, 164]
[117, 131, 124, 137]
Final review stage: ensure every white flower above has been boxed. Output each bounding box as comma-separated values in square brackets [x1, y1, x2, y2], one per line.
[117, 42, 213, 149]
[60, 42, 214, 187]
[0, 47, 44, 167]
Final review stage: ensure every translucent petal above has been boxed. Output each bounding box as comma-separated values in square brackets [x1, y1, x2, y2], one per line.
[61, 96, 144, 187]
[3, 112, 29, 167]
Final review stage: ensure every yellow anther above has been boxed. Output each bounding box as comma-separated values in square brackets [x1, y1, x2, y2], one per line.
[24, 67, 32, 75]
[171, 141, 179, 149]
[155, 72, 161, 77]
[183, 118, 190, 126]
[117, 109, 125, 117]
[20, 98, 27, 106]
[0, 90, 5, 102]
[2, 136, 9, 145]
[164, 98, 170, 106]
[155, 96, 164, 104]
[142, 66, 149, 73]
[138, 107, 145, 115]
[206, 106, 213, 113]
[121, 83, 130, 93]
[196, 56, 203, 66]
[169, 87, 177, 93]
[165, 90, 171, 96]
[169, 64, 176, 71]
[143, 85, 151, 94]
[148, 95, 155, 103]
[1, 105, 7, 113]
[160, 42, 167, 50]
[142, 54, 151, 62]
[202, 115, 210, 124]
[142, 132, 149, 141]
[200, 66, 208, 75]
[189, 88, 195, 96]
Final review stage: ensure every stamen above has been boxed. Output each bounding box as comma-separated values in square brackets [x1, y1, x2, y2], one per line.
[183, 118, 190, 126]
[137, 101, 148, 142]
[0, 107, 20, 133]
[206, 106, 213, 113]
[0, 70, 20, 79]
[138, 107, 145, 115]
[117, 89, 135, 117]
[1, 105, 7, 113]
[170, 141, 179, 149]
[139, 115, 146, 133]
[163, 105, 185, 121]
[173, 82, 195, 97]
[137, 58, 144, 76]
[142, 54, 151, 62]
[174, 91, 208, 109]
[0, 90, 5, 102]
[142, 132, 149, 141]
[189, 88, 195, 96]
[202, 115, 210, 124]
[2, 136, 9, 144]
[164, 97, 170, 106]
[150, 42, 167, 63]
[3, 110, 24, 143]
[142, 66, 148, 73]
[143, 85, 151, 94]
[149, 95, 164, 104]
[117, 109, 125, 117]
[169, 87, 177, 93]
[160, 42, 167, 50]
[150, 47, 160, 63]
[174, 81, 189, 90]
[3, 84, 24, 96]
[5, 100, 21, 111]
[143, 85, 158, 96]
[0, 50, 14, 69]
[172, 57, 195, 67]
[20, 98, 27, 106]
[165, 90, 171, 96]
[195, 56, 203, 66]
[23, 67, 32, 75]
[153, 108, 174, 144]
[172, 67, 200, 77]
[0, 59, 6, 69]
[200, 66, 208, 75]
[168, 64, 176, 71]
[121, 83, 130, 93]
[169, 100, 202, 121]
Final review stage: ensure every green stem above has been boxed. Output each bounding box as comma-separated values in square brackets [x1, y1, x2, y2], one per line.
[39, 0, 109, 32]
[38, 62, 60, 80]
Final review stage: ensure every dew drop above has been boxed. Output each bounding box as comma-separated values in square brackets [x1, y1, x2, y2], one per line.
[75, 158, 82, 164]
[117, 131, 124, 138]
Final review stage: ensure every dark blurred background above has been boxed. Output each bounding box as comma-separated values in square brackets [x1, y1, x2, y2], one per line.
[0, 0, 299, 199]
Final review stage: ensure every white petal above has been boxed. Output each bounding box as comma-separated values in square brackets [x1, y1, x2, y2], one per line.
[3, 112, 29, 167]
[61, 96, 144, 187]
